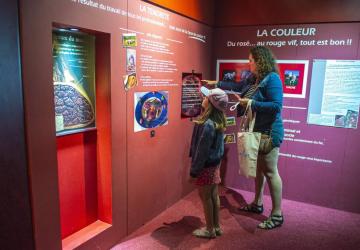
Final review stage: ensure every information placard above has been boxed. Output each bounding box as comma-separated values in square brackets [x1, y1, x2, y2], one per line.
[307, 60, 360, 128]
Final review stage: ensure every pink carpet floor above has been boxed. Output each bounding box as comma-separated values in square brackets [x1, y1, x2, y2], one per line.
[111, 187, 360, 250]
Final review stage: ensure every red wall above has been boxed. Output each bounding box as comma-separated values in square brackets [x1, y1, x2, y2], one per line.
[214, 0, 360, 26]
[95, 33, 113, 225]
[20, 1, 128, 249]
[20, 0, 212, 249]
[145, 0, 215, 25]
[57, 132, 98, 238]
[126, 1, 213, 233]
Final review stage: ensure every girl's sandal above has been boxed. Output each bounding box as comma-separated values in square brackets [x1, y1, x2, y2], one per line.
[258, 214, 284, 230]
[215, 227, 223, 236]
[192, 227, 216, 239]
[239, 203, 264, 214]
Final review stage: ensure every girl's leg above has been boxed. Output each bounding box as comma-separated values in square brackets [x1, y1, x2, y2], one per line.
[199, 185, 215, 231]
[211, 184, 224, 236]
[211, 184, 220, 228]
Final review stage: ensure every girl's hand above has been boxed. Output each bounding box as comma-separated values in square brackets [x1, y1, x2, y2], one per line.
[201, 80, 217, 85]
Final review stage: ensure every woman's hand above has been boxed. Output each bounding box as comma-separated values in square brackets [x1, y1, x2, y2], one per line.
[233, 94, 241, 101]
[201, 80, 217, 85]
[238, 97, 250, 107]
[232, 94, 249, 106]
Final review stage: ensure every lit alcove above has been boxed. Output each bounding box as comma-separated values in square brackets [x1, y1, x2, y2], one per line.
[52, 25, 112, 249]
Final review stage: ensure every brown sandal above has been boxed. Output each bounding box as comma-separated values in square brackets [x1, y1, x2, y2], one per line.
[258, 214, 284, 230]
[239, 203, 264, 214]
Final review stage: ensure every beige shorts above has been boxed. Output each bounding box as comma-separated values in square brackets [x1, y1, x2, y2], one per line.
[258, 134, 280, 171]
[258, 134, 274, 155]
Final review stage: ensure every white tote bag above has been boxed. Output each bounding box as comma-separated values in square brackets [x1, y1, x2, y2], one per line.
[237, 100, 261, 178]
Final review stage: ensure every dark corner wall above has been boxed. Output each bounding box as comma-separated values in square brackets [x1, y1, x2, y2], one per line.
[0, 0, 35, 249]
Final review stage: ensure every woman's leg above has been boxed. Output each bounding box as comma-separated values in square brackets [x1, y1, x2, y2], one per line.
[253, 161, 266, 206]
[260, 147, 282, 215]
[239, 151, 266, 213]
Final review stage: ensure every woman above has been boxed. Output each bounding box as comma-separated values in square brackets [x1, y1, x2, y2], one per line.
[189, 87, 228, 238]
[204, 46, 284, 229]
[238, 46, 284, 229]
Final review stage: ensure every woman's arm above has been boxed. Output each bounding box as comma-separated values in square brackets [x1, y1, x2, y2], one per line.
[218, 80, 248, 92]
[251, 73, 283, 114]
[201, 78, 253, 93]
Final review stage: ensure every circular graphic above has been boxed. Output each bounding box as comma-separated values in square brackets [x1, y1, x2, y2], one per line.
[135, 92, 168, 128]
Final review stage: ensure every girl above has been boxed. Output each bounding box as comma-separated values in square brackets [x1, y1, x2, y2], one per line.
[189, 86, 228, 238]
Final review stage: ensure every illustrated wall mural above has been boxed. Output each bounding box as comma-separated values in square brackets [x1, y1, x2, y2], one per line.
[53, 30, 96, 135]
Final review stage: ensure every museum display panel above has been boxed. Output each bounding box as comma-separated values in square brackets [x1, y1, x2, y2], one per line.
[214, 22, 360, 213]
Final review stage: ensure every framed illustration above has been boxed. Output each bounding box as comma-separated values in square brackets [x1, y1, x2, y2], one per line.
[224, 133, 236, 144]
[126, 48, 136, 72]
[226, 116, 236, 126]
[277, 60, 309, 98]
[124, 73, 138, 91]
[122, 33, 137, 47]
[53, 30, 96, 136]
[216, 60, 249, 82]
